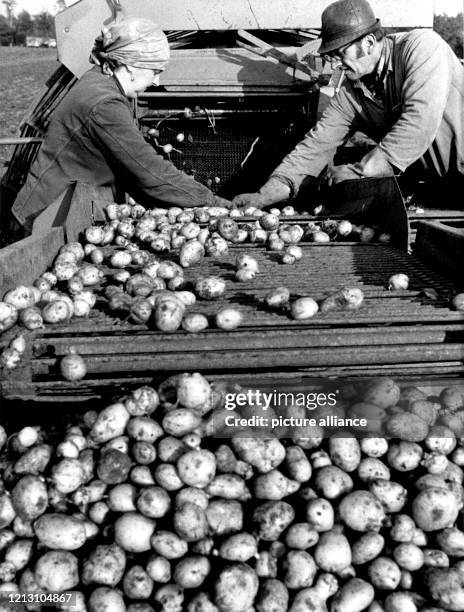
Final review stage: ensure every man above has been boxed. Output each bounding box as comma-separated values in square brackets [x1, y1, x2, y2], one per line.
[10, 18, 230, 237]
[233, 0, 464, 210]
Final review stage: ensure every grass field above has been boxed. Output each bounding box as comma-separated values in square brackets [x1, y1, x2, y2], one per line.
[0, 47, 59, 163]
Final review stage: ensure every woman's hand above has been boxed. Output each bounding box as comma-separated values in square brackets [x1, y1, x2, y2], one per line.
[232, 193, 268, 209]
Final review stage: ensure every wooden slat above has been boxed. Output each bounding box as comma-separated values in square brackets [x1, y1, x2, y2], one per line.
[0, 228, 64, 296]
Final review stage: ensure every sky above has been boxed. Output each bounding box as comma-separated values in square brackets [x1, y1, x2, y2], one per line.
[4, 0, 464, 17]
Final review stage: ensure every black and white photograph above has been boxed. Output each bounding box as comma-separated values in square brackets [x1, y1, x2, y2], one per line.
[0, 0, 464, 610]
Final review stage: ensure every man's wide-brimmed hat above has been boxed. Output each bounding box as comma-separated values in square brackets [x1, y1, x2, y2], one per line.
[319, 0, 381, 55]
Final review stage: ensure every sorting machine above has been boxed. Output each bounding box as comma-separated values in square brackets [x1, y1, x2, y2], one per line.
[1, 0, 464, 403]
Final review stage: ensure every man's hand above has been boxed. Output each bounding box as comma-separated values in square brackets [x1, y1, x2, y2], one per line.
[212, 195, 234, 209]
[324, 164, 364, 187]
[231, 193, 268, 210]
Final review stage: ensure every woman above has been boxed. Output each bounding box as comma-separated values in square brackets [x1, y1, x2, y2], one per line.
[11, 18, 229, 233]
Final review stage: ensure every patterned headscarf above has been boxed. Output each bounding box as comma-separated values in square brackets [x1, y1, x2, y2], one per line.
[91, 17, 170, 71]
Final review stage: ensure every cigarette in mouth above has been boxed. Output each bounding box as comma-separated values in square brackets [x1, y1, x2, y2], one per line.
[335, 71, 345, 94]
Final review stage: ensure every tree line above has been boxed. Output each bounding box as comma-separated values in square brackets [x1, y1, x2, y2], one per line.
[0, 10, 56, 45]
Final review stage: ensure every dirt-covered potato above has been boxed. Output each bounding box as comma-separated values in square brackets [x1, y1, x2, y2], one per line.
[34, 514, 87, 550]
[123, 565, 154, 600]
[369, 479, 407, 513]
[214, 563, 259, 612]
[177, 449, 216, 488]
[412, 487, 460, 532]
[174, 502, 209, 542]
[368, 557, 401, 590]
[11, 476, 48, 522]
[338, 491, 386, 532]
[256, 578, 289, 612]
[34, 551, 79, 592]
[285, 523, 319, 550]
[114, 512, 156, 552]
[426, 568, 464, 611]
[174, 555, 210, 588]
[314, 466, 353, 499]
[82, 544, 126, 586]
[329, 435, 361, 472]
[253, 501, 295, 541]
[219, 533, 258, 562]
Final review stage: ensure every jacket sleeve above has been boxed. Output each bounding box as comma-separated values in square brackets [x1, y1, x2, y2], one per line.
[87, 97, 215, 208]
[269, 87, 360, 196]
[362, 30, 452, 173]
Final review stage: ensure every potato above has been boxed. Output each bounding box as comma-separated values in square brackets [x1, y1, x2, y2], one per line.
[306, 498, 334, 532]
[254, 470, 299, 500]
[215, 308, 243, 330]
[436, 527, 464, 557]
[182, 313, 209, 333]
[195, 276, 226, 300]
[146, 555, 171, 583]
[88, 587, 126, 612]
[154, 298, 184, 331]
[425, 426, 456, 455]
[423, 549, 450, 568]
[255, 550, 278, 579]
[266, 287, 290, 310]
[154, 584, 184, 612]
[440, 387, 464, 411]
[34, 551, 79, 592]
[154, 464, 184, 491]
[97, 449, 131, 485]
[351, 532, 385, 565]
[179, 240, 204, 267]
[162, 409, 201, 437]
[137, 486, 171, 518]
[157, 436, 185, 463]
[253, 501, 294, 541]
[368, 557, 401, 590]
[5, 539, 33, 571]
[285, 523, 319, 550]
[232, 436, 285, 473]
[338, 491, 386, 532]
[127, 416, 163, 443]
[426, 568, 464, 611]
[11, 475, 47, 521]
[384, 592, 418, 612]
[412, 487, 459, 531]
[177, 449, 216, 488]
[14, 444, 52, 475]
[385, 412, 429, 442]
[123, 565, 154, 599]
[175, 372, 212, 412]
[329, 435, 361, 472]
[51, 458, 84, 494]
[283, 550, 317, 589]
[387, 441, 423, 471]
[314, 466, 353, 499]
[151, 531, 189, 559]
[90, 402, 130, 443]
[174, 556, 210, 588]
[174, 502, 209, 542]
[215, 563, 259, 612]
[330, 578, 375, 612]
[219, 533, 258, 562]
[290, 574, 338, 612]
[358, 458, 390, 482]
[291, 297, 319, 319]
[114, 512, 155, 552]
[393, 543, 424, 571]
[362, 378, 401, 409]
[175, 487, 209, 510]
[315, 530, 352, 573]
[34, 514, 87, 550]
[107, 484, 136, 513]
[132, 441, 157, 465]
[206, 500, 243, 537]
[256, 578, 289, 612]
[369, 478, 407, 513]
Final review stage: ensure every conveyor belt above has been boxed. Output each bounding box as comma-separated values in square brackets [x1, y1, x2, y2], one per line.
[1, 243, 463, 401]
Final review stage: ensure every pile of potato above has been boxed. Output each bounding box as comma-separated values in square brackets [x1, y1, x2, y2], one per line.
[0, 201, 383, 357]
[1, 375, 464, 611]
